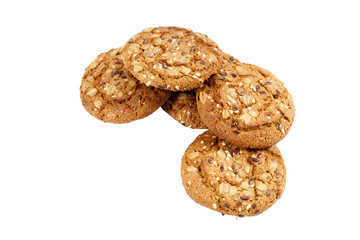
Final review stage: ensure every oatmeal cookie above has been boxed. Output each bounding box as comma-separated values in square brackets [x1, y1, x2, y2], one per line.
[162, 91, 207, 129]
[196, 61, 295, 148]
[80, 47, 171, 123]
[181, 131, 286, 217]
[121, 26, 222, 91]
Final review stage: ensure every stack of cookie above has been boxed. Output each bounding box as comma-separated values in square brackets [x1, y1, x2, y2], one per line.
[80, 26, 295, 217]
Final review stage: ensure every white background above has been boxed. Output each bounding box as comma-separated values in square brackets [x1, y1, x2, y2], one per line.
[0, 0, 359, 239]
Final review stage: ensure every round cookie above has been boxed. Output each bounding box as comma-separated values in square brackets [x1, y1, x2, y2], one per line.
[162, 91, 207, 129]
[121, 26, 223, 91]
[196, 60, 295, 149]
[181, 130, 286, 217]
[80, 47, 171, 124]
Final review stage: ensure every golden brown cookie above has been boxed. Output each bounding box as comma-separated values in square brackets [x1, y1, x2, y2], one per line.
[161, 91, 207, 129]
[196, 60, 295, 149]
[121, 26, 223, 91]
[80, 47, 171, 123]
[181, 130, 286, 217]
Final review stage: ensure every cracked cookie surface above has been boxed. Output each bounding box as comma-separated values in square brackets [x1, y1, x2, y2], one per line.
[162, 91, 207, 129]
[181, 130, 286, 217]
[121, 26, 222, 91]
[196, 60, 295, 149]
[80, 47, 171, 123]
